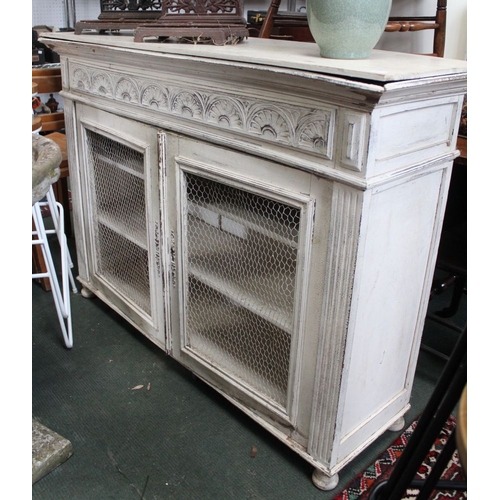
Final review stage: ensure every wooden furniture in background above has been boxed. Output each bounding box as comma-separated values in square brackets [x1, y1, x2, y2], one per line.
[32, 216, 50, 291]
[258, 0, 447, 57]
[32, 82, 42, 132]
[32, 66, 71, 236]
[255, 0, 314, 42]
[75, 0, 249, 42]
[385, 0, 447, 57]
[32, 67, 65, 131]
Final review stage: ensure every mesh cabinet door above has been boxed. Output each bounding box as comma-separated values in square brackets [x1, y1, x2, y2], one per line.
[184, 173, 299, 409]
[169, 149, 317, 424]
[76, 105, 165, 348]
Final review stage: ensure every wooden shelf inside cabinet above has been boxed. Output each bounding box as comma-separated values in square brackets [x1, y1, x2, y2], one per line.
[187, 333, 289, 409]
[189, 264, 293, 333]
[94, 152, 146, 180]
[89, 151, 148, 250]
[188, 199, 299, 248]
[186, 281, 290, 408]
[97, 233, 152, 314]
[100, 263, 152, 315]
[96, 214, 148, 251]
[187, 216, 296, 331]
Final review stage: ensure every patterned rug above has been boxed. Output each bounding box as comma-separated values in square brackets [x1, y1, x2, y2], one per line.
[332, 416, 466, 500]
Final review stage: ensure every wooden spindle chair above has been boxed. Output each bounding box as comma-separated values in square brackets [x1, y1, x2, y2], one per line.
[258, 0, 447, 57]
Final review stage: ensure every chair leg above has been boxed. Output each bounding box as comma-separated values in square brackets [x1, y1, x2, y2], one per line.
[32, 194, 75, 349]
[52, 176, 72, 237]
[259, 0, 282, 38]
[45, 187, 78, 294]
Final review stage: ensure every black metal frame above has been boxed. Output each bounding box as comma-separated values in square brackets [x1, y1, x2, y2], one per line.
[368, 328, 467, 500]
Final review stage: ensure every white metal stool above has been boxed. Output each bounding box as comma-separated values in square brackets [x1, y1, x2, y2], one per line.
[32, 133, 78, 349]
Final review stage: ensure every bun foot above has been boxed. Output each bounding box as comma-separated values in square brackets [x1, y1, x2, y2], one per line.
[388, 416, 405, 432]
[81, 286, 95, 299]
[312, 469, 339, 491]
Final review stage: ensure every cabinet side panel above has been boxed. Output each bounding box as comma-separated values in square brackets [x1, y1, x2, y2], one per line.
[368, 98, 460, 177]
[335, 168, 447, 462]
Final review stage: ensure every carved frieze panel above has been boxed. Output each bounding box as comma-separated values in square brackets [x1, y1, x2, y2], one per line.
[70, 63, 334, 158]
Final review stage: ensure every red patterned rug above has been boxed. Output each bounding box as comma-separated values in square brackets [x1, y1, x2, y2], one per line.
[332, 416, 466, 500]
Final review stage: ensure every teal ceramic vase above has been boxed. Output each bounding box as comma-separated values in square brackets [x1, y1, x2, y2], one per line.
[307, 0, 392, 59]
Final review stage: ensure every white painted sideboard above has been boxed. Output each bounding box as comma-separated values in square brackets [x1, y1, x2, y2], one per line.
[41, 32, 467, 490]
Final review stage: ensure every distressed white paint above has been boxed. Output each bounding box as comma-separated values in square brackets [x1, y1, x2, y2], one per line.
[42, 32, 466, 489]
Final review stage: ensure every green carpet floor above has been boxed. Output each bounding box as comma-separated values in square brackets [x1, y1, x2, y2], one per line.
[32, 235, 465, 499]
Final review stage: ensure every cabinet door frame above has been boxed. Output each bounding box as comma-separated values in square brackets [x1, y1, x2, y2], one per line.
[74, 104, 166, 349]
[164, 133, 331, 435]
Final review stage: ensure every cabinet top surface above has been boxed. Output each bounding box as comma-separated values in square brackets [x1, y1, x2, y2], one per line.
[41, 32, 466, 84]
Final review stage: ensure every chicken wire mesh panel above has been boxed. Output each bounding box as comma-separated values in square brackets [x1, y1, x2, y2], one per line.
[183, 173, 301, 408]
[86, 129, 151, 316]
[95, 225, 151, 314]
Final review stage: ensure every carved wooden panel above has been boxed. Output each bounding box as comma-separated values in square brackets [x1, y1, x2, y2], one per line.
[69, 63, 334, 158]
[337, 111, 368, 172]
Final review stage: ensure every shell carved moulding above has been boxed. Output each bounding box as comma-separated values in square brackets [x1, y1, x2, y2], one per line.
[75, 0, 249, 45]
[70, 64, 333, 157]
